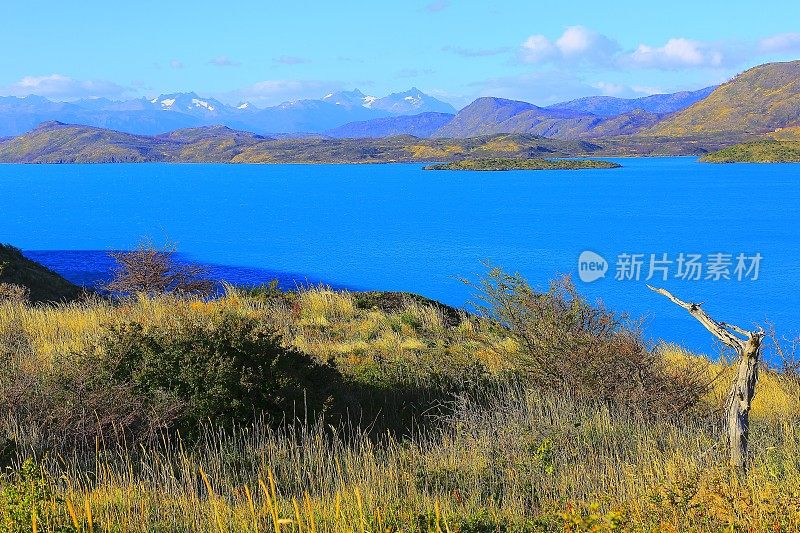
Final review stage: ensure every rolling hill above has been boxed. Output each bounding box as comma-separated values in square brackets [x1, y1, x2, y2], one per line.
[700, 139, 800, 162]
[432, 97, 664, 139]
[647, 61, 800, 136]
[0, 122, 743, 163]
[547, 86, 715, 116]
[325, 112, 454, 138]
[0, 244, 84, 302]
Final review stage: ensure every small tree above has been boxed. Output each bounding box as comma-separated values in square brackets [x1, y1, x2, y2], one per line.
[648, 285, 764, 473]
[466, 267, 708, 414]
[106, 242, 214, 298]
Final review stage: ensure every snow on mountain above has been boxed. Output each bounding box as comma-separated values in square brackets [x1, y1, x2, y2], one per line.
[369, 88, 456, 114]
[321, 89, 379, 109]
[0, 88, 459, 136]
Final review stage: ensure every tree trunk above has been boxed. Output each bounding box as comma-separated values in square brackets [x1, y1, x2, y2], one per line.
[648, 285, 764, 473]
[725, 334, 762, 471]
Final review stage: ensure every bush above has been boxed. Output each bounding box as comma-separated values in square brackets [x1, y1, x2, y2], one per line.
[468, 268, 708, 415]
[0, 459, 73, 533]
[104, 242, 214, 298]
[0, 307, 342, 448]
[0, 284, 29, 305]
[103, 309, 340, 435]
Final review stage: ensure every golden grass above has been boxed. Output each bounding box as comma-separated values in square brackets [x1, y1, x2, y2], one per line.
[2, 289, 800, 530]
[659, 343, 800, 421]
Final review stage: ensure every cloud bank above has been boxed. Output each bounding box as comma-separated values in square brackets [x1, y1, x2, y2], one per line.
[518, 27, 789, 70]
[0, 74, 130, 100]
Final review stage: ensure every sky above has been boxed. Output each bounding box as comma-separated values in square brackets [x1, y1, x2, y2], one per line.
[1, 0, 800, 108]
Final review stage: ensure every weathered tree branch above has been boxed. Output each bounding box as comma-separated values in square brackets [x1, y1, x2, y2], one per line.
[648, 285, 764, 473]
[647, 285, 747, 354]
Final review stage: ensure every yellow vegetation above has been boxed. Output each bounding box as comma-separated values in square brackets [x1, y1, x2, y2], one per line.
[2, 288, 799, 530]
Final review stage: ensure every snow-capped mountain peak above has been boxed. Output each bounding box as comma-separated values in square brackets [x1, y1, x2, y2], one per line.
[321, 89, 378, 109]
[367, 88, 456, 115]
[191, 98, 214, 111]
[147, 92, 227, 115]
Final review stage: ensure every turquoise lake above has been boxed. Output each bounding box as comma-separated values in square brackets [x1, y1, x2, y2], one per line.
[1, 158, 798, 356]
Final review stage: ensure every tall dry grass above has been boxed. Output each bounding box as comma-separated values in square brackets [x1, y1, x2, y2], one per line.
[1, 287, 799, 531]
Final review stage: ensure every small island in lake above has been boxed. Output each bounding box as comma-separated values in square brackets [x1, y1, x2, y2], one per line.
[700, 139, 800, 163]
[424, 157, 622, 171]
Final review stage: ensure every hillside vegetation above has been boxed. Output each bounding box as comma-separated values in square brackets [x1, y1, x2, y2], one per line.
[1, 253, 799, 530]
[424, 157, 621, 171]
[648, 60, 800, 136]
[0, 244, 82, 303]
[0, 121, 749, 164]
[701, 139, 800, 162]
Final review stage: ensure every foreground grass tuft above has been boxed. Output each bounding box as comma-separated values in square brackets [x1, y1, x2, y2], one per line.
[1, 284, 799, 530]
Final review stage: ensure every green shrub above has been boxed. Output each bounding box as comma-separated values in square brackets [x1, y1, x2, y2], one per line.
[0, 458, 76, 533]
[467, 267, 708, 415]
[103, 309, 340, 434]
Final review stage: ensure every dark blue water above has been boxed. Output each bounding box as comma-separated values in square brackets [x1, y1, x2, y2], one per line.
[2, 160, 798, 356]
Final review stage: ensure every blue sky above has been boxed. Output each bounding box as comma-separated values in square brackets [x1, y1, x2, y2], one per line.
[2, 0, 800, 108]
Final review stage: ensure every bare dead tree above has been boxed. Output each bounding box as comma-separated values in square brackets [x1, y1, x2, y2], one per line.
[648, 285, 764, 473]
[766, 321, 800, 379]
[105, 242, 214, 298]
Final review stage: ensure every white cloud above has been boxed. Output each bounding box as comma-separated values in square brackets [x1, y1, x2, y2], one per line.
[626, 38, 724, 69]
[518, 28, 755, 70]
[170, 60, 184, 69]
[555, 27, 593, 55]
[0, 74, 130, 100]
[521, 26, 619, 65]
[759, 32, 800, 54]
[520, 35, 557, 63]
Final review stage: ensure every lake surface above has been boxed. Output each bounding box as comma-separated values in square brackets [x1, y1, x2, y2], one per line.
[1, 159, 798, 356]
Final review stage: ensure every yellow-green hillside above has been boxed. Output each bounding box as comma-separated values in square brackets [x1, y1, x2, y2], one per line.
[648, 60, 800, 136]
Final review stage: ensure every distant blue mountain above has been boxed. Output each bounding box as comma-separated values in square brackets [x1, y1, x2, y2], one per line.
[0, 86, 717, 139]
[546, 86, 717, 116]
[431, 88, 717, 139]
[0, 88, 457, 137]
[326, 112, 455, 138]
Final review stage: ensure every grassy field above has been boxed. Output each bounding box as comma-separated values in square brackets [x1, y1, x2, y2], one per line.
[1, 282, 799, 531]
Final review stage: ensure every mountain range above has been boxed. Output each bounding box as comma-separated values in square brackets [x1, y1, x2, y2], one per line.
[1, 60, 799, 147]
[0, 88, 456, 137]
[0, 121, 749, 164]
[0, 85, 709, 140]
